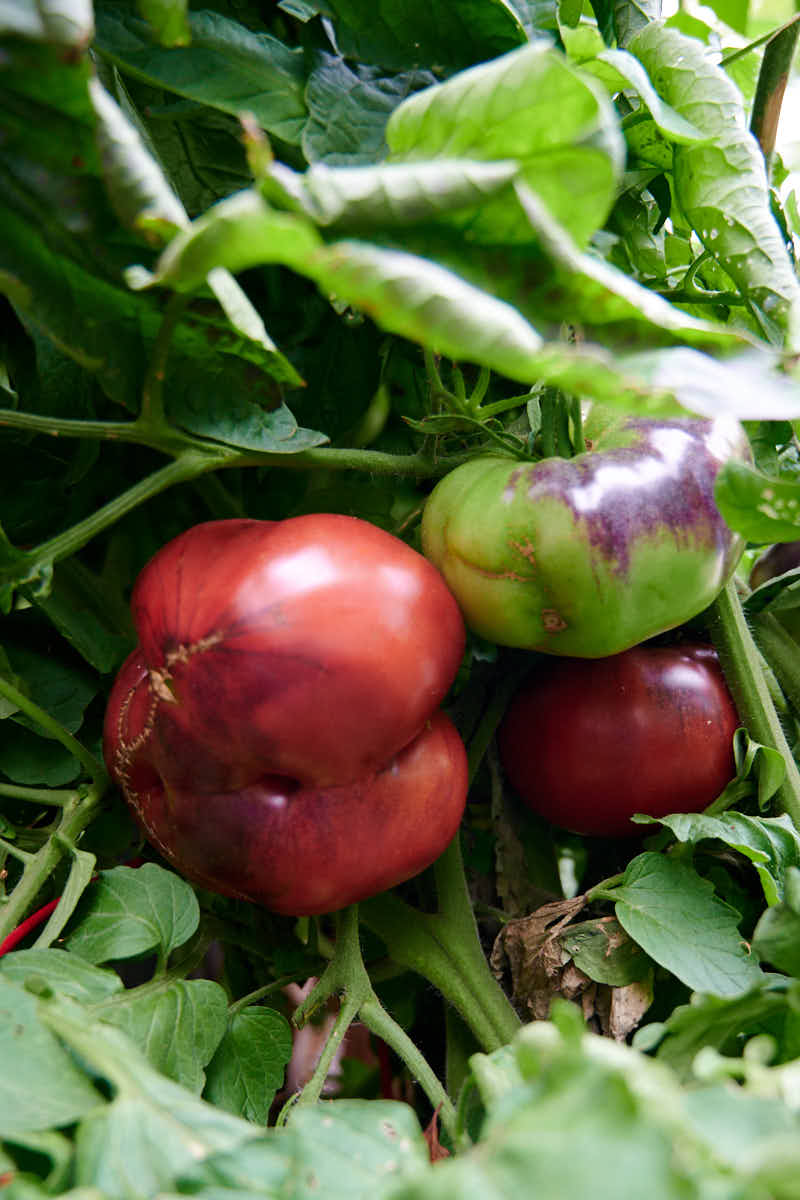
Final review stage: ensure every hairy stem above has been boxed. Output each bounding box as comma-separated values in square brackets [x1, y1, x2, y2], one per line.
[708, 581, 800, 831]
[0, 780, 106, 942]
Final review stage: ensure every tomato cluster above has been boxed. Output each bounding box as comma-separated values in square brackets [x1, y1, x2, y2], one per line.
[103, 515, 468, 915]
[421, 410, 745, 836]
[104, 409, 747, 907]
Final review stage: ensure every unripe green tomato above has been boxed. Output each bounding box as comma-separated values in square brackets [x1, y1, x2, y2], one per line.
[421, 411, 749, 658]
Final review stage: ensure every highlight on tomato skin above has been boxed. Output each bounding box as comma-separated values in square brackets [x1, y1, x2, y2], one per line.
[103, 514, 469, 916]
[497, 643, 740, 838]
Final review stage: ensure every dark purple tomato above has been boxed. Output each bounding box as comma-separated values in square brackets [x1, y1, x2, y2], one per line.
[498, 644, 739, 837]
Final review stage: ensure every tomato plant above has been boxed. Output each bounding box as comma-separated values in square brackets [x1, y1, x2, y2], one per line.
[103, 515, 468, 914]
[4, 0, 800, 1196]
[421, 412, 749, 657]
[498, 644, 739, 837]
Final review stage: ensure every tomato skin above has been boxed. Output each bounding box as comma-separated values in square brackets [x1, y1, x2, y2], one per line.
[497, 644, 739, 837]
[123, 515, 465, 788]
[103, 515, 468, 915]
[113, 706, 467, 916]
[421, 412, 749, 657]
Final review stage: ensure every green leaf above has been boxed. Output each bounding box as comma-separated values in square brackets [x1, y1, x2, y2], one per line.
[35, 848, 98, 950]
[64, 863, 200, 965]
[629, 22, 800, 342]
[560, 917, 652, 985]
[171, 393, 328, 454]
[643, 978, 793, 1078]
[287, 1100, 431, 1196]
[753, 900, 800, 977]
[386, 41, 624, 245]
[0, 948, 123, 1003]
[268, 158, 521, 229]
[611, 852, 765, 995]
[5, 644, 96, 736]
[638, 812, 800, 907]
[132, 190, 324, 292]
[396, 1021, 704, 1200]
[0, 977, 103, 1136]
[93, 6, 307, 144]
[323, 0, 525, 73]
[89, 76, 187, 244]
[30, 560, 133, 675]
[586, 47, 707, 146]
[619, 347, 800, 420]
[303, 53, 436, 165]
[204, 1007, 293, 1123]
[101, 979, 229, 1092]
[715, 459, 800, 543]
[0, 726, 80, 786]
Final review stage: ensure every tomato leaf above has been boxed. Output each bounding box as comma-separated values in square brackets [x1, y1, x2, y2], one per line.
[204, 1006, 293, 1123]
[629, 22, 800, 343]
[715, 459, 800, 542]
[560, 917, 652, 986]
[0, 948, 123, 1004]
[0, 978, 104, 1137]
[322, 0, 526, 72]
[639, 977, 793, 1079]
[93, 6, 308, 144]
[64, 864, 200, 965]
[611, 852, 765, 995]
[303, 53, 436, 165]
[101, 979, 229, 1093]
[386, 41, 624, 246]
[637, 812, 800, 907]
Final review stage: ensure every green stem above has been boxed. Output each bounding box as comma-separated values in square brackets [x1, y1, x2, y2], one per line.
[750, 612, 800, 715]
[2, 453, 219, 595]
[362, 839, 520, 1053]
[749, 15, 800, 165]
[359, 995, 459, 1143]
[0, 677, 104, 781]
[0, 837, 33, 863]
[570, 396, 586, 454]
[228, 973, 309, 1017]
[0, 784, 78, 806]
[289, 906, 456, 1137]
[0, 409, 192, 454]
[0, 780, 105, 941]
[140, 293, 190, 427]
[708, 581, 800, 831]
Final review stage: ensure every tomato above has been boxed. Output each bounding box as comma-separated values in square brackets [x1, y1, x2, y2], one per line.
[497, 644, 739, 837]
[103, 515, 468, 914]
[421, 410, 749, 658]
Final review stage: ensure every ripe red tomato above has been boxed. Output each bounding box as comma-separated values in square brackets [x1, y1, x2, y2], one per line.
[103, 516, 468, 914]
[497, 644, 739, 837]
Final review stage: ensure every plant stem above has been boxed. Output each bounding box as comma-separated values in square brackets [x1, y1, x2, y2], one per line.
[1, 453, 217, 595]
[289, 906, 457, 1137]
[750, 611, 800, 715]
[140, 293, 190, 427]
[0, 780, 105, 942]
[0, 677, 105, 781]
[708, 581, 800, 831]
[358, 994, 459, 1142]
[362, 839, 520, 1053]
[0, 784, 78, 806]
